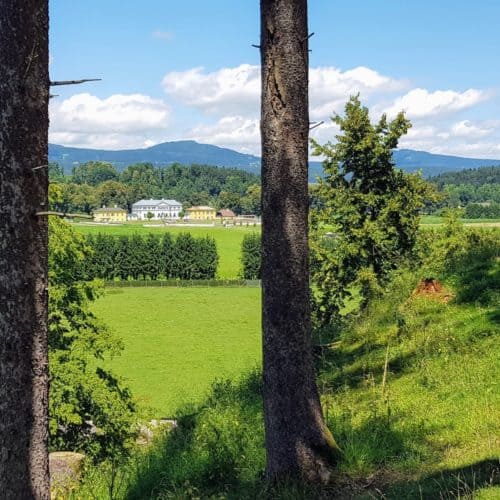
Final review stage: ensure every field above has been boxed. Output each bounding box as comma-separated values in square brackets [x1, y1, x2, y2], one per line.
[421, 215, 500, 225]
[73, 222, 259, 279]
[92, 287, 261, 416]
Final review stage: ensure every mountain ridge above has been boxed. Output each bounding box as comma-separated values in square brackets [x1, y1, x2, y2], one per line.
[49, 141, 500, 180]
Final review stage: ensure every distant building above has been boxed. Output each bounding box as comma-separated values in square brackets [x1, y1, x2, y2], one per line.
[131, 199, 182, 220]
[217, 208, 236, 222]
[93, 206, 127, 223]
[185, 205, 217, 220]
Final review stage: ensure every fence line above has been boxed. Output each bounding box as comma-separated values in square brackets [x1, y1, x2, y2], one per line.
[105, 279, 261, 288]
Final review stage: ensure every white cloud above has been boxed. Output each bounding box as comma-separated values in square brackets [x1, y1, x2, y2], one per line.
[152, 30, 173, 41]
[189, 116, 260, 155]
[384, 88, 487, 119]
[163, 64, 261, 116]
[450, 120, 493, 138]
[50, 63, 500, 160]
[49, 93, 171, 149]
[162, 64, 406, 120]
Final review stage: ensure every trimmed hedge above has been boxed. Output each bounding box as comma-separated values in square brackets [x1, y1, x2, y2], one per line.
[83, 233, 218, 280]
[241, 233, 261, 279]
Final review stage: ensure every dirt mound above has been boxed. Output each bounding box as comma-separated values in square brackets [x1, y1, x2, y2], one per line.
[414, 278, 453, 303]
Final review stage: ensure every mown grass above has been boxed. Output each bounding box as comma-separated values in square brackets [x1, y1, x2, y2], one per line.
[420, 215, 500, 225]
[92, 287, 261, 416]
[73, 223, 260, 279]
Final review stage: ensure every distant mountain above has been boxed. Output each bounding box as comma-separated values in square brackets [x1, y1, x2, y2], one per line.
[49, 141, 500, 181]
[49, 141, 260, 173]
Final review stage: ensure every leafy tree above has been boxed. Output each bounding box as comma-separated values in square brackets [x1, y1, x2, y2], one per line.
[241, 183, 262, 215]
[96, 180, 129, 209]
[217, 190, 243, 214]
[49, 162, 66, 182]
[72, 161, 118, 186]
[241, 233, 261, 279]
[48, 215, 135, 460]
[310, 95, 436, 326]
[260, 0, 337, 481]
[0, 0, 50, 494]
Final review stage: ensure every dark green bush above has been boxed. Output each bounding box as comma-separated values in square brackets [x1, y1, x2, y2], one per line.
[241, 233, 261, 279]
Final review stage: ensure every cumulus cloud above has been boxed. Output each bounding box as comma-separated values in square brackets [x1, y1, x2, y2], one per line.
[162, 64, 406, 119]
[189, 116, 260, 154]
[163, 64, 261, 116]
[450, 120, 493, 138]
[384, 88, 487, 119]
[49, 93, 171, 149]
[50, 63, 499, 159]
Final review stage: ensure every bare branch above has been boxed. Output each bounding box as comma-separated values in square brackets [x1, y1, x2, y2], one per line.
[49, 78, 101, 86]
[309, 121, 324, 131]
[36, 211, 93, 219]
[251, 44, 261, 49]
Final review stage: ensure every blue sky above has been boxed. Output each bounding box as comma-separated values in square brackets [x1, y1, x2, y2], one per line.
[49, 0, 500, 158]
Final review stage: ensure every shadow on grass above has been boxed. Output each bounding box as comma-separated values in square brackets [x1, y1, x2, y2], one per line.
[376, 458, 500, 499]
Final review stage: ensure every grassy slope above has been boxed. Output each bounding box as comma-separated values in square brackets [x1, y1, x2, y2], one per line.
[84, 280, 499, 498]
[92, 287, 261, 416]
[73, 223, 260, 279]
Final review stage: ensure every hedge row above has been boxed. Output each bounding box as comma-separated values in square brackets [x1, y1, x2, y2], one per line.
[83, 233, 218, 280]
[241, 233, 261, 280]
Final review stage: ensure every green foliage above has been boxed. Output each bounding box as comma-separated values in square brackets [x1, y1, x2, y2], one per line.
[427, 166, 500, 215]
[72, 161, 119, 186]
[241, 233, 261, 279]
[418, 212, 500, 305]
[310, 95, 437, 327]
[464, 202, 500, 218]
[84, 232, 219, 281]
[49, 161, 261, 215]
[73, 223, 260, 279]
[48, 210, 135, 460]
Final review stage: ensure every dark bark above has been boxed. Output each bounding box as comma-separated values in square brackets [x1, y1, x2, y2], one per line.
[260, 0, 337, 482]
[0, 1, 50, 498]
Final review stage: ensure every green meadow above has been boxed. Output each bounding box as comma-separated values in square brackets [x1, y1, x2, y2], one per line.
[73, 222, 259, 279]
[92, 287, 261, 416]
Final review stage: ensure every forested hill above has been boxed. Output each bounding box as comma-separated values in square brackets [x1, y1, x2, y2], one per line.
[427, 165, 500, 188]
[49, 141, 261, 173]
[49, 141, 500, 180]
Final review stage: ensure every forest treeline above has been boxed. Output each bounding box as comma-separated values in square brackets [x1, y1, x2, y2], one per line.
[49, 161, 500, 219]
[427, 165, 500, 217]
[49, 161, 261, 215]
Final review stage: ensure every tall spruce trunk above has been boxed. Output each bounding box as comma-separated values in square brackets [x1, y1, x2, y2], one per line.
[0, 1, 50, 497]
[260, 0, 337, 482]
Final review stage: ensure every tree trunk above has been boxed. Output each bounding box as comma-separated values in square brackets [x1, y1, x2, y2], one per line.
[0, 1, 50, 498]
[260, 0, 337, 482]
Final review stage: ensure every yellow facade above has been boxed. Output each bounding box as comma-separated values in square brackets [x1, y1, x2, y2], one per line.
[186, 206, 217, 220]
[94, 207, 127, 223]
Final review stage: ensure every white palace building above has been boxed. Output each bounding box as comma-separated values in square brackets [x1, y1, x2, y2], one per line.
[131, 199, 183, 220]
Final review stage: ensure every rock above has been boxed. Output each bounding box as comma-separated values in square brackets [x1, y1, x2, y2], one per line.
[49, 451, 85, 497]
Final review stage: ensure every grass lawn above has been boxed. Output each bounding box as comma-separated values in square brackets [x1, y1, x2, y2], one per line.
[92, 287, 261, 416]
[421, 215, 500, 225]
[73, 222, 259, 279]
